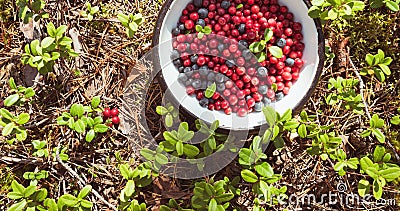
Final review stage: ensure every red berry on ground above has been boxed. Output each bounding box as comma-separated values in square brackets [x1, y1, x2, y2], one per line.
[112, 116, 120, 125]
[110, 108, 119, 117]
[103, 108, 111, 118]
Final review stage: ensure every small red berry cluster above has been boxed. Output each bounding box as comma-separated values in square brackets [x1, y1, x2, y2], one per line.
[171, 0, 305, 117]
[103, 108, 120, 125]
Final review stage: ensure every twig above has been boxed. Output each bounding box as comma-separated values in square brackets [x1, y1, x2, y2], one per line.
[56, 142, 118, 211]
[348, 47, 400, 162]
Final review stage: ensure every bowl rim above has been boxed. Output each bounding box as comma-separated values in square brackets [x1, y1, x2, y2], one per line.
[151, 0, 325, 133]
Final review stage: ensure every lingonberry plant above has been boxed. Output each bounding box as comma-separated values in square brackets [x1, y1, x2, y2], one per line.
[80, 2, 100, 21]
[161, 122, 198, 158]
[57, 96, 108, 142]
[308, 0, 365, 21]
[190, 178, 235, 210]
[390, 107, 400, 125]
[23, 170, 48, 186]
[357, 145, 400, 199]
[360, 114, 386, 143]
[325, 77, 364, 114]
[239, 136, 287, 205]
[249, 28, 283, 62]
[32, 140, 49, 158]
[118, 163, 155, 210]
[156, 103, 179, 127]
[361, 49, 393, 82]
[17, 0, 49, 23]
[195, 119, 228, 156]
[21, 22, 78, 74]
[195, 25, 212, 39]
[0, 108, 30, 144]
[117, 13, 144, 38]
[369, 0, 400, 11]
[4, 78, 35, 107]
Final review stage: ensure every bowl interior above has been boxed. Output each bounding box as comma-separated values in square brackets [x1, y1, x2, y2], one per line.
[157, 0, 321, 130]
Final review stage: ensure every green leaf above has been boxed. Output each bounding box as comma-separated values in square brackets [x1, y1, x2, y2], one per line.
[263, 106, 277, 126]
[195, 25, 203, 32]
[365, 54, 374, 66]
[183, 144, 200, 157]
[349, 1, 365, 11]
[140, 148, 155, 160]
[176, 141, 184, 156]
[91, 96, 101, 109]
[236, 3, 243, 8]
[41, 37, 55, 48]
[311, 0, 324, 6]
[264, 28, 273, 42]
[9, 78, 17, 89]
[203, 26, 212, 34]
[366, 167, 379, 179]
[17, 113, 30, 125]
[80, 199, 93, 208]
[327, 8, 338, 19]
[119, 164, 131, 180]
[125, 180, 135, 197]
[378, 64, 391, 75]
[156, 106, 169, 115]
[372, 128, 385, 143]
[70, 104, 84, 117]
[373, 145, 385, 162]
[94, 124, 108, 133]
[205, 82, 216, 98]
[256, 51, 266, 62]
[11, 180, 25, 194]
[59, 194, 78, 207]
[249, 42, 265, 53]
[380, 167, 400, 182]
[44, 198, 58, 211]
[208, 199, 217, 211]
[372, 178, 383, 199]
[74, 119, 86, 133]
[165, 113, 173, 127]
[391, 116, 400, 125]
[56, 25, 68, 37]
[215, 193, 234, 203]
[255, 162, 274, 177]
[7, 192, 23, 200]
[360, 156, 374, 172]
[85, 129, 95, 142]
[386, 1, 399, 11]
[4, 94, 20, 106]
[0, 108, 13, 120]
[347, 158, 359, 169]
[24, 88, 35, 98]
[8, 200, 27, 211]
[241, 169, 258, 183]
[155, 153, 169, 165]
[357, 179, 370, 197]
[308, 6, 321, 18]
[2, 122, 15, 136]
[129, 22, 138, 32]
[268, 46, 283, 58]
[298, 124, 307, 138]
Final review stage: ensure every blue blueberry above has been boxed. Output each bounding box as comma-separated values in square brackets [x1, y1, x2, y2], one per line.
[170, 50, 180, 60]
[238, 24, 246, 34]
[199, 66, 209, 76]
[199, 97, 209, 107]
[178, 66, 184, 73]
[218, 44, 225, 52]
[173, 59, 182, 67]
[276, 92, 284, 101]
[192, 64, 199, 70]
[243, 49, 253, 60]
[178, 24, 185, 31]
[254, 102, 263, 112]
[285, 58, 295, 66]
[185, 78, 193, 86]
[258, 85, 268, 95]
[184, 67, 193, 76]
[198, 8, 209, 19]
[262, 97, 271, 105]
[238, 40, 249, 49]
[257, 67, 268, 77]
[216, 83, 225, 92]
[245, 95, 252, 100]
[194, 0, 203, 8]
[221, 0, 231, 9]
[190, 55, 198, 63]
[276, 38, 286, 48]
[172, 27, 180, 36]
[207, 72, 216, 81]
[215, 74, 224, 83]
[196, 19, 206, 27]
[226, 60, 235, 68]
[192, 79, 202, 89]
[178, 73, 188, 83]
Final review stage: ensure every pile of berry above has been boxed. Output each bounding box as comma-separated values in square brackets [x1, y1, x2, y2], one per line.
[171, 0, 305, 116]
[102, 108, 120, 126]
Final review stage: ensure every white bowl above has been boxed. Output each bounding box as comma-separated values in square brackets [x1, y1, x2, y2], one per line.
[152, 0, 324, 131]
